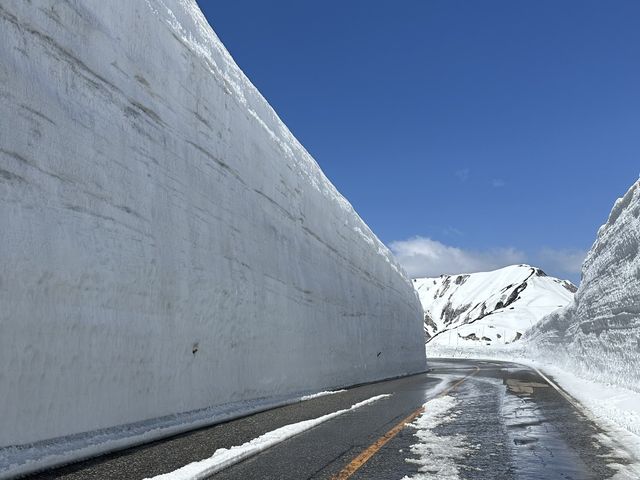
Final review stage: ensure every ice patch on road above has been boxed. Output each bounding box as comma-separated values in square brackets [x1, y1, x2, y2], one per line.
[299, 389, 347, 401]
[401, 395, 469, 480]
[145, 394, 391, 480]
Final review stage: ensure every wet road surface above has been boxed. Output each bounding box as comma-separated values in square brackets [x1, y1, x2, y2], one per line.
[26, 358, 636, 479]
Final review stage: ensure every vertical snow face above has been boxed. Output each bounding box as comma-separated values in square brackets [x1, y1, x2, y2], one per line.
[0, 0, 424, 449]
[527, 180, 640, 392]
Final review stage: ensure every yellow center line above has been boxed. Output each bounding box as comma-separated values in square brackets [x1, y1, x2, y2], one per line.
[331, 366, 480, 480]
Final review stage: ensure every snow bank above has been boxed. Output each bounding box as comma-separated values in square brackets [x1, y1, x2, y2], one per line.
[0, 0, 425, 471]
[526, 179, 640, 392]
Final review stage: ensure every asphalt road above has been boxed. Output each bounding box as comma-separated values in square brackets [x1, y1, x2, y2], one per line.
[26, 358, 634, 479]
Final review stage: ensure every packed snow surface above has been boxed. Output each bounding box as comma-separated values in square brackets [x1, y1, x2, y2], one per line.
[414, 264, 575, 347]
[0, 0, 425, 473]
[145, 395, 391, 480]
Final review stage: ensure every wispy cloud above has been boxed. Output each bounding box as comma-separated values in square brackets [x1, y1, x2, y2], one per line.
[491, 178, 505, 188]
[389, 236, 587, 283]
[389, 236, 525, 278]
[454, 168, 470, 182]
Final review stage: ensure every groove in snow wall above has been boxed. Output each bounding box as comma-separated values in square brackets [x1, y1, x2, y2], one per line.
[0, 0, 425, 451]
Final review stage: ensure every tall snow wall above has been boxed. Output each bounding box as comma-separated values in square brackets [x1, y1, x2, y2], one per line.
[526, 179, 640, 392]
[0, 0, 425, 455]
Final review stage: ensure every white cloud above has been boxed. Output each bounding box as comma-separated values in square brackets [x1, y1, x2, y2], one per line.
[389, 236, 526, 278]
[536, 248, 587, 276]
[388, 236, 587, 282]
[491, 178, 505, 188]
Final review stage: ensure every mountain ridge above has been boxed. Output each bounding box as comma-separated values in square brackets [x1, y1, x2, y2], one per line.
[414, 264, 576, 346]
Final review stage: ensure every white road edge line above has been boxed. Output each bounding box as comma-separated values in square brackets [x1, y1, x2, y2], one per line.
[533, 367, 583, 412]
[144, 394, 392, 480]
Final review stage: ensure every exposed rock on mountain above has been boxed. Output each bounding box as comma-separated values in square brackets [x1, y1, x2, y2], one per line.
[413, 265, 575, 347]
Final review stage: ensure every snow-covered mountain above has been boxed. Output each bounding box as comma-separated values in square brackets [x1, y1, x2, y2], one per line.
[414, 265, 576, 347]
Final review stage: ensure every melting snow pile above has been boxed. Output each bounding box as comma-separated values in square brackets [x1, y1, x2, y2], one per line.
[414, 264, 575, 350]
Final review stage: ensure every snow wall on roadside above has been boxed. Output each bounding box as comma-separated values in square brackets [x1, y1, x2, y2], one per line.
[526, 179, 640, 392]
[0, 0, 425, 451]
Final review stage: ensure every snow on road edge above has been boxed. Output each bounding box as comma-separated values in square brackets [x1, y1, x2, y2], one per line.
[299, 390, 347, 401]
[145, 394, 392, 480]
[0, 387, 350, 480]
[401, 395, 470, 480]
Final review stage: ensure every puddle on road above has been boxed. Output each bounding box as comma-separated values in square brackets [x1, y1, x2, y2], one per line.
[501, 376, 620, 479]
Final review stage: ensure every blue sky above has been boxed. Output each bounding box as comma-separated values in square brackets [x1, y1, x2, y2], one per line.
[198, 0, 640, 284]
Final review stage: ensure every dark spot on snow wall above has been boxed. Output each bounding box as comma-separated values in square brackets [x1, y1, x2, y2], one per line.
[0, 168, 25, 183]
[134, 74, 150, 88]
[377, 351, 382, 357]
[192, 343, 199, 356]
[126, 100, 165, 126]
[193, 110, 212, 129]
[454, 274, 470, 285]
[20, 104, 57, 126]
[535, 268, 548, 277]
